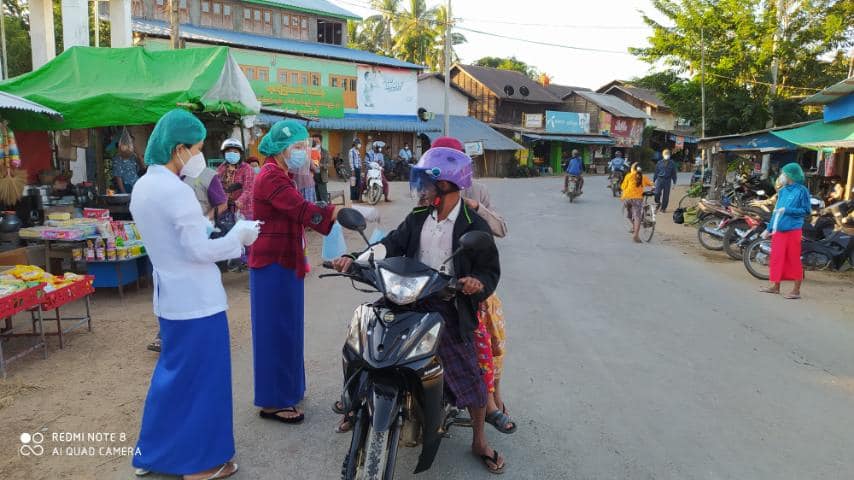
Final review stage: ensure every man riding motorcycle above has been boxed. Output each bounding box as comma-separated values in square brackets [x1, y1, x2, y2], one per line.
[333, 147, 505, 474]
[608, 150, 628, 186]
[563, 149, 584, 194]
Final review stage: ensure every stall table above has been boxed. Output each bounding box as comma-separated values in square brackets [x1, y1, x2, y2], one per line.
[0, 284, 46, 378]
[88, 254, 149, 298]
[33, 276, 94, 349]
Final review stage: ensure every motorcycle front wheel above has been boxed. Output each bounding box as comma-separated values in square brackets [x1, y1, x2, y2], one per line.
[367, 184, 383, 205]
[743, 238, 772, 280]
[342, 410, 401, 480]
[697, 215, 726, 251]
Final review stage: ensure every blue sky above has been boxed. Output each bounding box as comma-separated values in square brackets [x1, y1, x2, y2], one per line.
[333, 0, 666, 89]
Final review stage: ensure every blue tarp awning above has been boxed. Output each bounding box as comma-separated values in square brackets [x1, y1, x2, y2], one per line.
[308, 114, 440, 133]
[720, 132, 797, 152]
[521, 132, 614, 145]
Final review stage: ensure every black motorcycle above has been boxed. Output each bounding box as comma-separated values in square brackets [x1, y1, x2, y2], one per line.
[335, 155, 351, 180]
[320, 208, 494, 480]
[609, 169, 626, 198]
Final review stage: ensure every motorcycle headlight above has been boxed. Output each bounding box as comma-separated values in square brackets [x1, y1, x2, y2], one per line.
[346, 307, 365, 352]
[405, 322, 441, 361]
[379, 268, 429, 305]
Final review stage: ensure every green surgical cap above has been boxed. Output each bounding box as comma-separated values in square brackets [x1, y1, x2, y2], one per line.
[144, 109, 207, 166]
[258, 120, 308, 157]
[781, 162, 805, 184]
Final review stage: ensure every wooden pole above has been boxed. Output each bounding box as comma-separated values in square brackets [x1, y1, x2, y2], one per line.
[94, 129, 105, 194]
[846, 152, 853, 201]
[169, 0, 180, 49]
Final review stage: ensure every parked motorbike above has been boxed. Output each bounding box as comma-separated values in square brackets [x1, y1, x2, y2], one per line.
[320, 208, 494, 480]
[335, 155, 351, 180]
[721, 203, 772, 260]
[364, 161, 384, 205]
[566, 175, 581, 203]
[743, 200, 854, 280]
[696, 199, 738, 251]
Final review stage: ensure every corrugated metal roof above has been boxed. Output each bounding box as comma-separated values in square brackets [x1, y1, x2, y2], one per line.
[615, 85, 668, 108]
[572, 91, 650, 119]
[244, 0, 359, 20]
[134, 19, 423, 70]
[454, 64, 562, 104]
[306, 114, 440, 132]
[802, 76, 854, 105]
[422, 116, 524, 151]
[546, 83, 591, 99]
[0, 91, 63, 119]
[522, 133, 614, 145]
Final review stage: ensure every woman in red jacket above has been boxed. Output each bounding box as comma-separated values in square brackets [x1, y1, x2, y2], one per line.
[249, 120, 339, 423]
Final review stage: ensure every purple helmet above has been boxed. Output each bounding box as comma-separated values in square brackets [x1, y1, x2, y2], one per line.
[410, 147, 473, 192]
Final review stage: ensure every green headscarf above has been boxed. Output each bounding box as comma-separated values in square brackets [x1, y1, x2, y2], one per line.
[781, 162, 805, 185]
[258, 120, 309, 157]
[144, 109, 206, 166]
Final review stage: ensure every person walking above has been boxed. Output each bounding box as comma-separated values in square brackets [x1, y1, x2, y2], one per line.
[760, 163, 811, 300]
[654, 149, 679, 213]
[129, 109, 260, 480]
[312, 137, 331, 203]
[348, 139, 362, 202]
[621, 162, 654, 243]
[216, 138, 255, 220]
[249, 120, 340, 424]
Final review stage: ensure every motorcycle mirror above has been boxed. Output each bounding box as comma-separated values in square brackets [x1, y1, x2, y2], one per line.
[756, 190, 765, 196]
[337, 208, 367, 233]
[459, 231, 494, 252]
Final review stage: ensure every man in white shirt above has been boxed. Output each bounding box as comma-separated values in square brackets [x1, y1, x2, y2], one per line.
[348, 139, 362, 202]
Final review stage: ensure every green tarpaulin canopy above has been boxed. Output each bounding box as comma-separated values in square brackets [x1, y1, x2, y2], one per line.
[771, 119, 854, 149]
[0, 46, 260, 131]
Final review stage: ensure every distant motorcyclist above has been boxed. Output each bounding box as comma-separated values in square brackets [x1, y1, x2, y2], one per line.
[607, 150, 628, 188]
[562, 149, 584, 194]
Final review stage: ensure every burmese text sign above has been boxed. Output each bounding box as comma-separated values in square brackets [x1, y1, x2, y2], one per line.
[251, 81, 344, 118]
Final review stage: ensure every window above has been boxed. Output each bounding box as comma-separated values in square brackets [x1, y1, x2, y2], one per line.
[240, 65, 270, 82]
[131, 0, 143, 17]
[281, 13, 309, 40]
[277, 69, 321, 86]
[153, 0, 188, 22]
[317, 20, 343, 45]
[201, 1, 231, 27]
[330, 75, 357, 108]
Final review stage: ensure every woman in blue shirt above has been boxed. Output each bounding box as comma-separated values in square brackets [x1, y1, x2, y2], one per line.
[761, 162, 811, 299]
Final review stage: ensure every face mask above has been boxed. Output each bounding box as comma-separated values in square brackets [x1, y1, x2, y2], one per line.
[252, 166, 261, 174]
[776, 173, 788, 189]
[286, 149, 308, 170]
[663, 154, 671, 160]
[224, 151, 241, 165]
[180, 150, 206, 178]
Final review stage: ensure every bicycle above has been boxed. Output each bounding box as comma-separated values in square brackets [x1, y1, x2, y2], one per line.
[621, 191, 656, 242]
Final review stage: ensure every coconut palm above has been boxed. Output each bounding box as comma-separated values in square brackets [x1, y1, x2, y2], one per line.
[426, 4, 467, 72]
[392, 0, 439, 66]
[366, 0, 401, 56]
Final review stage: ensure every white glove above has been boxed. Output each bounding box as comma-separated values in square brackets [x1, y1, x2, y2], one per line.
[227, 220, 261, 246]
[351, 205, 381, 224]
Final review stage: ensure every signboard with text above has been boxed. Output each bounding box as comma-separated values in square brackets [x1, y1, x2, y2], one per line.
[523, 113, 543, 129]
[356, 66, 418, 116]
[251, 81, 344, 118]
[464, 141, 484, 157]
[610, 117, 644, 147]
[545, 110, 590, 134]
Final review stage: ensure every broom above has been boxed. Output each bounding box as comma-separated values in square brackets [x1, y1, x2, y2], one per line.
[0, 123, 27, 206]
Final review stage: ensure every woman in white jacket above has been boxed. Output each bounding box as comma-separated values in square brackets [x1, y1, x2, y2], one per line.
[129, 110, 259, 480]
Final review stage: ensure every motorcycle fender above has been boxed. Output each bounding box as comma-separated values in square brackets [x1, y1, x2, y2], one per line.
[369, 381, 401, 433]
[414, 371, 444, 473]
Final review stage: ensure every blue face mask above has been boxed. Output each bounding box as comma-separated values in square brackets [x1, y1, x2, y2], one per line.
[224, 151, 241, 165]
[286, 149, 308, 170]
[252, 166, 261, 174]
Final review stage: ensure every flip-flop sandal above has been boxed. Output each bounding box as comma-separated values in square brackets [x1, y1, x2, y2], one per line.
[759, 287, 780, 294]
[332, 400, 345, 415]
[259, 407, 305, 424]
[183, 462, 238, 480]
[485, 410, 517, 434]
[478, 449, 506, 475]
[784, 293, 801, 300]
[335, 413, 355, 433]
[134, 468, 150, 477]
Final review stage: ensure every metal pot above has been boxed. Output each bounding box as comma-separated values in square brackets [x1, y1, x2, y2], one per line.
[0, 211, 23, 233]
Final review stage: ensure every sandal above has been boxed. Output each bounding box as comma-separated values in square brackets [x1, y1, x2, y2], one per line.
[784, 293, 801, 300]
[485, 409, 517, 434]
[760, 287, 780, 294]
[183, 461, 238, 480]
[332, 400, 345, 415]
[335, 412, 355, 433]
[259, 407, 304, 424]
[477, 449, 505, 475]
[146, 339, 161, 353]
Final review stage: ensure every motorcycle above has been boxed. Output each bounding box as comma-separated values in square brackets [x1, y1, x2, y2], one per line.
[743, 200, 854, 280]
[609, 169, 625, 198]
[320, 208, 494, 480]
[335, 155, 351, 180]
[566, 175, 581, 203]
[695, 199, 738, 251]
[364, 161, 384, 205]
[721, 203, 772, 260]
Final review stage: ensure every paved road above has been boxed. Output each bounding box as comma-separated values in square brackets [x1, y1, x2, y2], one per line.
[123, 175, 854, 480]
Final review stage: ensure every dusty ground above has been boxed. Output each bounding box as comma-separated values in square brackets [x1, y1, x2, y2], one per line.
[0, 176, 852, 480]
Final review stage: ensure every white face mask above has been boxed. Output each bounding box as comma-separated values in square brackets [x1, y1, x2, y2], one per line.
[180, 150, 206, 178]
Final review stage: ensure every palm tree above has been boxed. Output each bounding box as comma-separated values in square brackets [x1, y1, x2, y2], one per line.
[366, 0, 401, 56]
[392, 0, 439, 66]
[427, 5, 467, 72]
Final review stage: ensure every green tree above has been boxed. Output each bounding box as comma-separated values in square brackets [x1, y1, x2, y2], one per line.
[632, 0, 853, 136]
[392, 0, 437, 66]
[473, 56, 538, 79]
[425, 4, 466, 72]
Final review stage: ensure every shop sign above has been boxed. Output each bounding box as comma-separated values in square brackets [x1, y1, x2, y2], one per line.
[598, 111, 612, 136]
[464, 141, 484, 157]
[251, 81, 344, 118]
[545, 111, 589, 134]
[611, 117, 644, 147]
[357, 66, 418, 116]
[523, 113, 543, 129]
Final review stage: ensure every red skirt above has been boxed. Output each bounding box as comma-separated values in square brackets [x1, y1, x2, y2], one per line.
[769, 229, 803, 282]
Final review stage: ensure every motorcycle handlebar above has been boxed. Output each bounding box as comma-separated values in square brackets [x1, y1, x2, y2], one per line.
[322, 261, 335, 270]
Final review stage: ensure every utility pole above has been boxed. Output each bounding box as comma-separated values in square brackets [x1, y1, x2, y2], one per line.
[700, 27, 706, 139]
[767, 0, 785, 128]
[94, 0, 100, 47]
[443, 0, 451, 136]
[0, 2, 7, 80]
[169, 0, 180, 49]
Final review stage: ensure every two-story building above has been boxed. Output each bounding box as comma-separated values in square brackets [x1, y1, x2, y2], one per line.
[125, 0, 429, 162]
[449, 64, 615, 173]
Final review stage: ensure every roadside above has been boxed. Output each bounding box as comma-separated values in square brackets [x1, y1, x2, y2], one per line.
[654, 184, 854, 318]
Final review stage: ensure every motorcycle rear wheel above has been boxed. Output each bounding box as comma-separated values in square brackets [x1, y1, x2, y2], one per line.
[697, 215, 726, 251]
[722, 220, 750, 260]
[367, 184, 383, 205]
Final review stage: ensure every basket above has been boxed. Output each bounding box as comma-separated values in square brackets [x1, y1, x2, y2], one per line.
[40, 276, 94, 311]
[0, 284, 44, 318]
